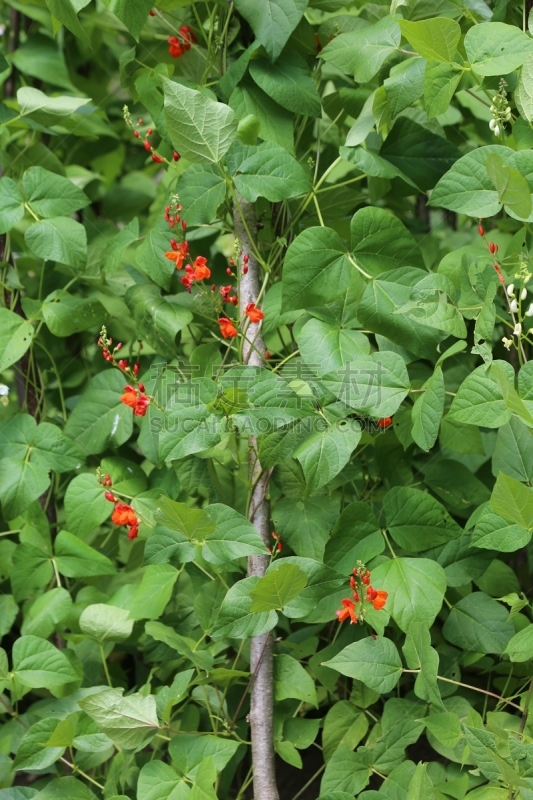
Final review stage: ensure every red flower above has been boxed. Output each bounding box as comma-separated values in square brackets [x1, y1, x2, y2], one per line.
[336, 598, 358, 624]
[377, 417, 393, 429]
[120, 384, 150, 417]
[111, 502, 137, 527]
[218, 317, 238, 339]
[192, 256, 210, 281]
[245, 303, 264, 323]
[165, 241, 188, 269]
[179, 25, 196, 49]
[168, 36, 184, 58]
[366, 586, 388, 610]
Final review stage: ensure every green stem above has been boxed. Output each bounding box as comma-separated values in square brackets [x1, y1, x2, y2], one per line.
[99, 644, 113, 687]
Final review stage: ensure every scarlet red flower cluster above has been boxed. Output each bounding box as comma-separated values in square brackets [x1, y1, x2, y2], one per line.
[245, 303, 264, 323]
[121, 383, 150, 416]
[336, 564, 388, 624]
[168, 26, 196, 58]
[111, 501, 140, 540]
[218, 317, 238, 339]
[377, 417, 393, 429]
[268, 531, 282, 554]
[220, 285, 238, 305]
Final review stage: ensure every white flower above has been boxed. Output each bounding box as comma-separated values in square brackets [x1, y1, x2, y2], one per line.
[526, 303, 533, 317]
[0, 384, 8, 397]
[507, 283, 515, 297]
[494, 124, 501, 136]
[489, 118, 498, 131]
[502, 337, 513, 350]
[521, 287, 528, 300]
[510, 299, 518, 312]
[514, 322, 522, 336]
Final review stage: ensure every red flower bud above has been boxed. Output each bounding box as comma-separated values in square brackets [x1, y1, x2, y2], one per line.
[226, 267, 232, 275]
[229, 258, 235, 266]
[489, 242, 498, 254]
[134, 130, 140, 138]
[115, 342, 123, 351]
[243, 253, 249, 264]
[149, 9, 156, 15]
[478, 225, 485, 236]
[105, 491, 116, 502]
[170, 238, 178, 250]
[138, 118, 143, 125]
[133, 363, 140, 376]
[138, 382, 145, 393]
[243, 264, 248, 274]
[151, 153, 164, 163]
[118, 359, 126, 369]
[147, 127, 153, 136]
[211, 284, 216, 291]
[181, 220, 187, 230]
[175, 214, 180, 223]
[173, 151, 180, 161]
[265, 351, 271, 360]
[144, 140, 151, 151]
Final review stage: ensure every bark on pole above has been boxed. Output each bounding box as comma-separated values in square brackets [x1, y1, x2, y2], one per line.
[234, 195, 279, 800]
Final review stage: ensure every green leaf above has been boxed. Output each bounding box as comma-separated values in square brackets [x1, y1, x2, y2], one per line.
[384, 487, 461, 552]
[406, 764, 435, 800]
[155, 496, 216, 542]
[274, 557, 346, 620]
[250, 563, 308, 611]
[14, 718, 65, 771]
[272, 496, 340, 561]
[25, 217, 87, 270]
[274, 654, 317, 706]
[0, 459, 50, 519]
[125, 285, 193, 357]
[423, 713, 462, 749]
[79, 604, 134, 642]
[402, 622, 443, 708]
[17, 86, 91, 121]
[13, 635, 79, 690]
[282, 226, 354, 311]
[350, 206, 424, 276]
[491, 472, 533, 529]
[11, 543, 53, 602]
[78, 688, 159, 750]
[22, 167, 89, 217]
[42, 290, 105, 336]
[211, 576, 278, 640]
[0, 595, 18, 639]
[63, 371, 133, 456]
[399, 18, 460, 62]
[371, 558, 446, 632]
[493, 418, 533, 483]
[465, 22, 533, 76]
[54, 530, 115, 577]
[504, 624, 533, 662]
[64, 473, 112, 538]
[0, 308, 34, 372]
[129, 564, 178, 620]
[486, 152, 532, 220]
[472, 505, 531, 551]
[294, 420, 361, 495]
[136, 760, 183, 800]
[109, 0, 153, 40]
[249, 53, 321, 117]
[323, 637, 402, 694]
[44, 0, 90, 46]
[163, 79, 237, 164]
[234, 142, 311, 202]
[229, 80, 295, 152]
[442, 592, 514, 654]
[324, 502, 384, 574]
[320, 746, 371, 796]
[21, 588, 72, 639]
[424, 61, 462, 119]
[322, 702, 369, 761]
[168, 734, 240, 778]
[384, 58, 425, 120]
[448, 362, 512, 428]
[411, 366, 445, 452]
[0, 177, 24, 234]
[135, 227, 177, 291]
[202, 503, 268, 564]
[177, 165, 227, 226]
[380, 118, 462, 192]
[10, 33, 75, 90]
[299, 319, 370, 376]
[32, 777, 98, 800]
[320, 17, 400, 82]
[233, 0, 308, 61]
[516, 54, 533, 122]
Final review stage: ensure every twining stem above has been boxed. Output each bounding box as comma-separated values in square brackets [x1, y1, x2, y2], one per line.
[403, 670, 523, 711]
[234, 194, 279, 800]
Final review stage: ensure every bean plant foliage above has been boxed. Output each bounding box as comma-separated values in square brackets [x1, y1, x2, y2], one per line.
[5, 0, 533, 798]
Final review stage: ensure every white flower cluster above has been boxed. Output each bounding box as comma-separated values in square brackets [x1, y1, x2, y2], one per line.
[489, 79, 511, 137]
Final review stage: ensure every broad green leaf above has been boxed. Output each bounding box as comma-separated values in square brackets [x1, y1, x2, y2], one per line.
[163, 79, 237, 164]
[146, 622, 214, 671]
[64, 473, 112, 538]
[168, 734, 240, 778]
[274, 654, 317, 706]
[22, 167, 89, 217]
[472, 504, 531, 551]
[25, 217, 87, 270]
[54, 530, 115, 577]
[250, 563, 308, 611]
[402, 622, 443, 708]
[486, 152, 532, 220]
[155, 496, 216, 542]
[0, 177, 24, 234]
[320, 746, 371, 796]
[424, 60, 462, 119]
[299, 319, 369, 376]
[282, 226, 353, 310]
[384, 487, 461, 552]
[380, 118, 462, 192]
[233, 0, 308, 61]
[42, 290, 105, 336]
[406, 764, 435, 800]
[14, 718, 65, 771]
[323, 637, 402, 693]
[32, 777, 98, 800]
[63, 370, 133, 456]
[272, 495, 340, 560]
[448, 362, 512, 428]
[424, 713, 462, 749]
[229, 80, 295, 152]
[504, 624, 533, 662]
[371, 558, 446, 632]
[320, 17, 400, 83]
[17, 87, 91, 121]
[78, 688, 159, 750]
[234, 142, 311, 202]
[44, 0, 90, 46]
[491, 472, 533, 529]
[211, 577, 278, 640]
[350, 206, 424, 276]
[104, 217, 139, 274]
[11, 543, 53, 602]
[0, 459, 50, 519]
[321, 351, 410, 418]
[137, 760, 183, 800]
[384, 58, 425, 120]
[0, 595, 18, 639]
[322, 702, 369, 761]
[442, 592, 514, 654]
[11, 32, 75, 90]
[125, 285, 193, 356]
[202, 503, 268, 564]
[492, 418, 533, 483]
[465, 22, 533, 76]
[135, 227, 177, 291]
[129, 564, 178, 620]
[516, 54, 533, 122]
[294, 420, 361, 495]
[324, 502, 384, 574]
[411, 366, 445, 452]
[249, 53, 321, 117]
[177, 164, 226, 226]
[13, 635, 79, 690]
[79, 604, 134, 642]
[399, 18, 460, 63]
[273, 557, 346, 620]
[109, 0, 153, 40]
[0, 308, 34, 372]
[21, 588, 72, 639]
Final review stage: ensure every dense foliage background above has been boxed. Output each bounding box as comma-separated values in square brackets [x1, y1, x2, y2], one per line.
[4, 0, 533, 798]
